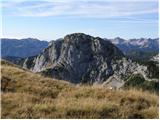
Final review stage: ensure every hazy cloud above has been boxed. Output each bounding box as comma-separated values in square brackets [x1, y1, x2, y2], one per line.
[2, 0, 158, 18]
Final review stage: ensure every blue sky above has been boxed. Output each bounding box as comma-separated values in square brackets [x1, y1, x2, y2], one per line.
[1, 0, 159, 41]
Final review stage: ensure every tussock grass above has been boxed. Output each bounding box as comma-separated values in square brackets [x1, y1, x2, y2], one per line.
[1, 60, 159, 119]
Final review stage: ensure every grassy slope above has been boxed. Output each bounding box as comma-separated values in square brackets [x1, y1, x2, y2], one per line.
[1, 60, 159, 119]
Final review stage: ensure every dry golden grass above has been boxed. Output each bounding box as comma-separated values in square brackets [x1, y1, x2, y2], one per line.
[1, 60, 159, 119]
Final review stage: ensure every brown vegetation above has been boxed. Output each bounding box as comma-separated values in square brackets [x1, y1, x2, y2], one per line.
[1, 60, 159, 119]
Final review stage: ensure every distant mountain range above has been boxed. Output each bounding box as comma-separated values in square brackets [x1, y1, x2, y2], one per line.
[106, 37, 159, 60]
[1, 37, 158, 61]
[1, 38, 48, 58]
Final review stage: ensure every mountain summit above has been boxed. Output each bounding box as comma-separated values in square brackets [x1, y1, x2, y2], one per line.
[23, 33, 124, 83]
[22, 33, 158, 87]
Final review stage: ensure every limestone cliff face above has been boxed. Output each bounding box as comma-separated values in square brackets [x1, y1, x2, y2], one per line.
[23, 33, 124, 83]
[23, 33, 159, 86]
[112, 58, 147, 80]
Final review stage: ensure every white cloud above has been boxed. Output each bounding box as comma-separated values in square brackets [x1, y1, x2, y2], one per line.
[2, 0, 158, 18]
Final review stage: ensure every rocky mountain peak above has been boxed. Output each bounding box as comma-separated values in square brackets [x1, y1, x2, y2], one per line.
[23, 33, 124, 83]
[64, 33, 91, 39]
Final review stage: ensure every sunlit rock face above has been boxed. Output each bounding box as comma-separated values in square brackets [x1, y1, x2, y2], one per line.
[23, 33, 158, 85]
[23, 33, 124, 83]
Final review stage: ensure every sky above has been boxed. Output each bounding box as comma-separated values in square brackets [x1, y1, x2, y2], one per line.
[1, 0, 159, 41]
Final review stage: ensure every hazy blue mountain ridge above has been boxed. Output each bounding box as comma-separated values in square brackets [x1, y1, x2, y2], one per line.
[1, 38, 48, 58]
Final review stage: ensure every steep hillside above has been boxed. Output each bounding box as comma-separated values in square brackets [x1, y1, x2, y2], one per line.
[22, 33, 158, 88]
[1, 38, 48, 58]
[23, 33, 124, 83]
[1, 60, 159, 119]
